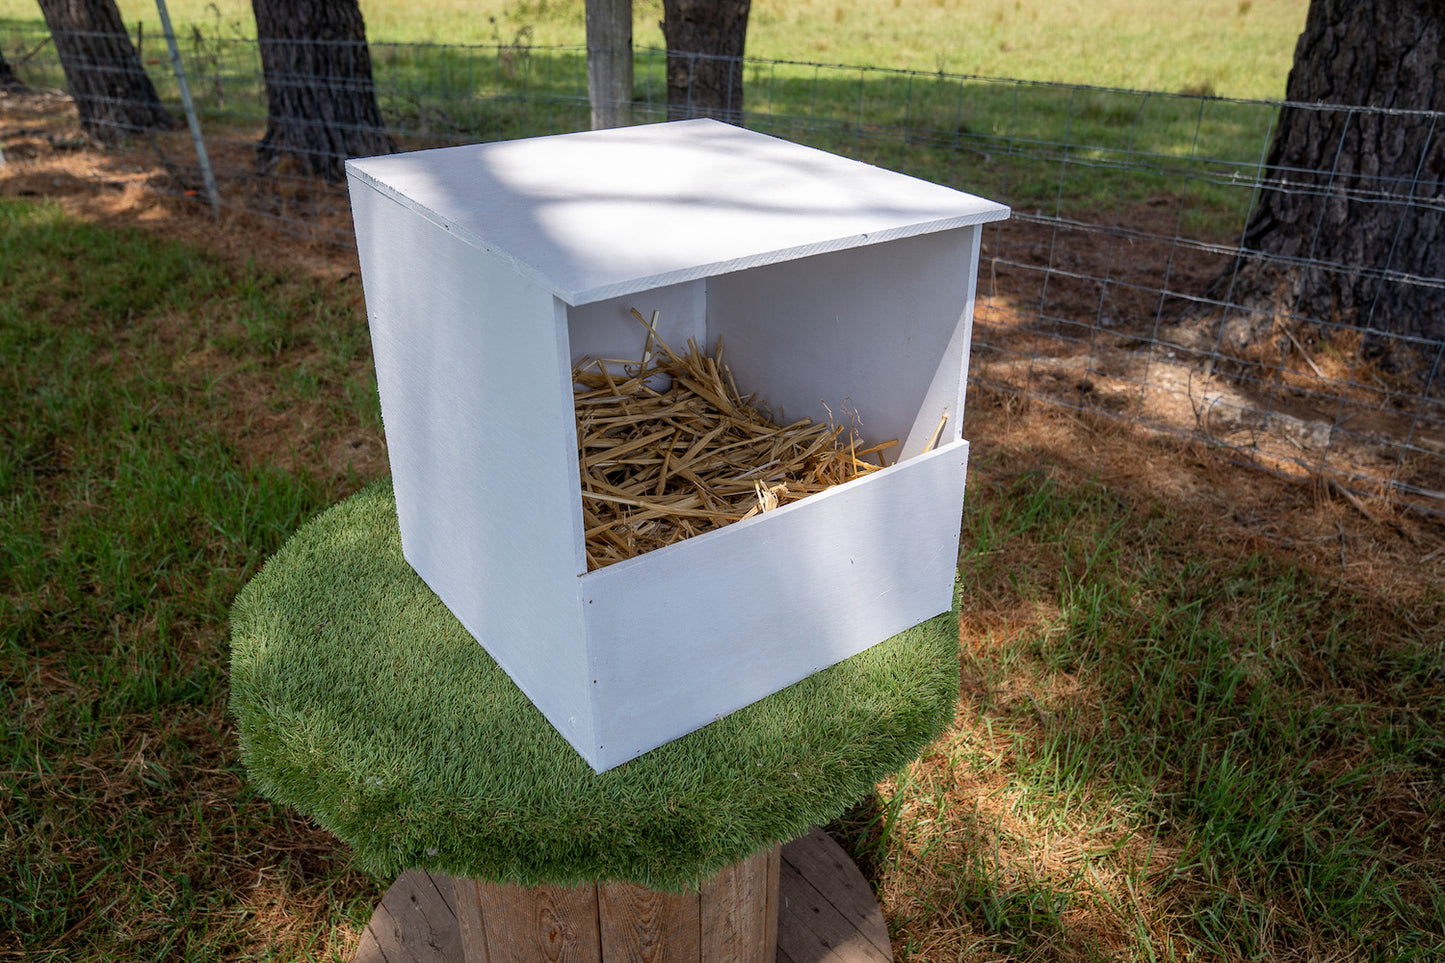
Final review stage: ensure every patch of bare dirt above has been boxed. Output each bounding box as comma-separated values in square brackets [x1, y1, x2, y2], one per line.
[975, 209, 1445, 517]
[0, 86, 358, 279]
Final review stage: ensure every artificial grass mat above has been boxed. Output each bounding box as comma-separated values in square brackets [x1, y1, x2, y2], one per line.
[230, 479, 961, 891]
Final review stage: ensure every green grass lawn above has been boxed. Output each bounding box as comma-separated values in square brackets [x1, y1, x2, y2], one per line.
[4, 27, 1280, 244]
[0, 0, 1303, 245]
[2, 194, 1442, 960]
[6, 1, 1441, 959]
[1, 0, 1307, 99]
[0, 199, 383, 961]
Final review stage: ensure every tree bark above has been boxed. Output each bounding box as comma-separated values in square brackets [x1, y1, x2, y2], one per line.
[251, 0, 393, 183]
[36, 0, 173, 141]
[660, 0, 750, 125]
[1215, 0, 1445, 390]
[586, 0, 633, 130]
[1, 45, 25, 90]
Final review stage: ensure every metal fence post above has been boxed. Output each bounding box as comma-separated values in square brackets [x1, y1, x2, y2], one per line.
[155, 0, 220, 217]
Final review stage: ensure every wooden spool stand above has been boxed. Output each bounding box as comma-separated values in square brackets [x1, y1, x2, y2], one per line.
[355, 828, 891, 963]
[456, 843, 778, 962]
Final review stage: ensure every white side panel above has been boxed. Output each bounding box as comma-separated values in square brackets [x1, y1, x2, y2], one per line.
[580, 439, 970, 771]
[900, 226, 984, 459]
[349, 177, 596, 758]
[706, 230, 975, 454]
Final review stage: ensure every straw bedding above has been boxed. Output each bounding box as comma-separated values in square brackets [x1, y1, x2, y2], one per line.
[576, 310, 898, 569]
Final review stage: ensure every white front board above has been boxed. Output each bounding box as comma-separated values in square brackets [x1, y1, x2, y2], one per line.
[580, 440, 970, 771]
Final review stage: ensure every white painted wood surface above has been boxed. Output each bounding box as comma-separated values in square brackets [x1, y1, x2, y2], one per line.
[705, 228, 977, 455]
[900, 224, 986, 460]
[349, 181, 596, 754]
[345, 119, 1008, 306]
[345, 119, 1009, 772]
[581, 440, 969, 770]
[566, 280, 706, 374]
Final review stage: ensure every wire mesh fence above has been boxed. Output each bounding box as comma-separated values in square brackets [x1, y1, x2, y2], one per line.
[4, 22, 1443, 513]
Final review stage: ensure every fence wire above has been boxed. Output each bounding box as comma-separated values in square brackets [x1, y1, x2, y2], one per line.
[3, 24, 1443, 513]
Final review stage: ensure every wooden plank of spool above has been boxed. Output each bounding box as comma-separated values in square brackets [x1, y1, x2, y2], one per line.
[360, 869, 465, 963]
[356, 829, 888, 963]
[459, 879, 602, 963]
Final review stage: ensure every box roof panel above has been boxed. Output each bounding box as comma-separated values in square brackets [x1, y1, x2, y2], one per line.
[346, 119, 1009, 305]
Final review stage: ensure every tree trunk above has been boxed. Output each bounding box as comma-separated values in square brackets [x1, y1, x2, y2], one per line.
[1216, 0, 1445, 390]
[36, 0, 173, 141]
[1, 45, 25, 90]
[660, 0, 750, 125]
[586, 0, 633, 130]
[251, 0, 393, 183]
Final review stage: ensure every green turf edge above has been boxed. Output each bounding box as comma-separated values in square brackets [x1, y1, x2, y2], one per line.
[229, 478, 961, 891]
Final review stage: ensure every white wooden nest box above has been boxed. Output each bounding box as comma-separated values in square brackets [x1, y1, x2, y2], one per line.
[345, 119, 1009, 772]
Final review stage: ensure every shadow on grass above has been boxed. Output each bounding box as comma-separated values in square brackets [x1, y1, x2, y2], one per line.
[853, 398, 1445, 960]
[0, 197, 383, 960]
